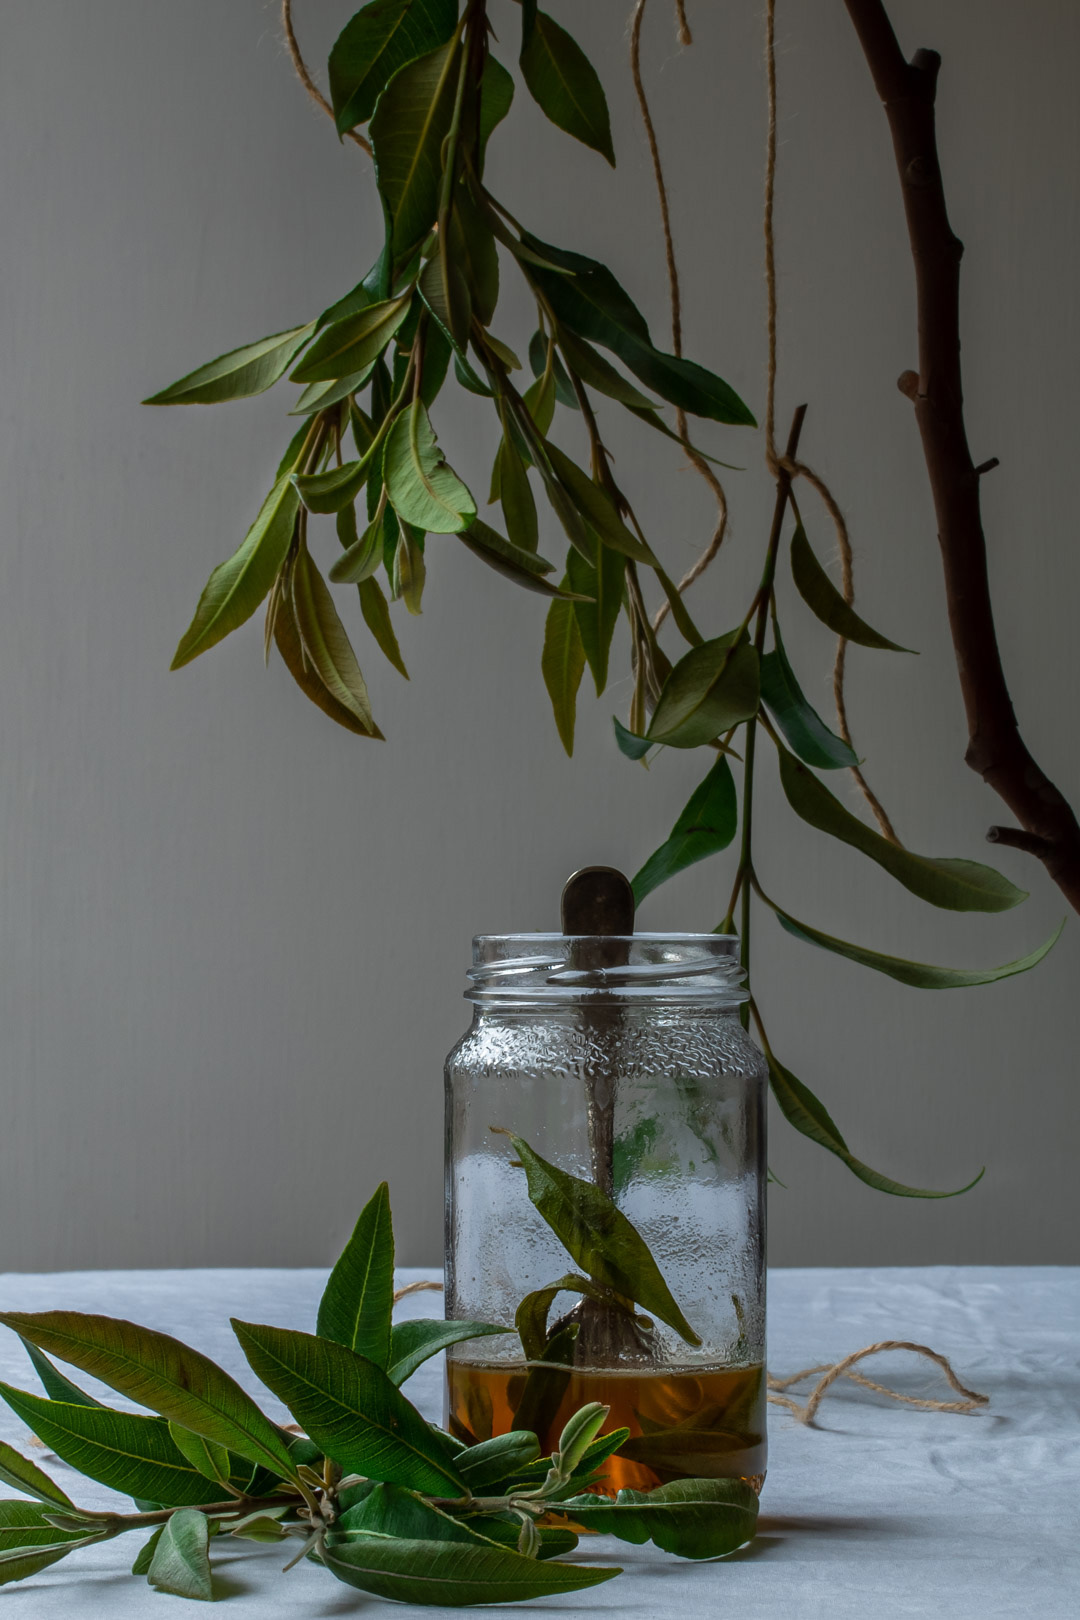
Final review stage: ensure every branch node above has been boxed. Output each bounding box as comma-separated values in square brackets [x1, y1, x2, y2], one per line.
[986, 825, 1054, 859]
[975, 457, 1000, 476]
[897, 369, 920, 400]
[911, 47, 942, 88]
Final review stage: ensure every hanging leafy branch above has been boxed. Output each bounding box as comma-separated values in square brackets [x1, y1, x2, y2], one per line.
[147, 0, 1063, 1196]
[0, 1183, 757, 1601]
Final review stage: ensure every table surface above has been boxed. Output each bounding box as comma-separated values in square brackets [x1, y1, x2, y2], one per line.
[0, 1265, 1075, 1618]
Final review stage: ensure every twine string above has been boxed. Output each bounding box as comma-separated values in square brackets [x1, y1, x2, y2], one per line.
[767, 1339, 989, 1425]
[282, 0, 373, 155]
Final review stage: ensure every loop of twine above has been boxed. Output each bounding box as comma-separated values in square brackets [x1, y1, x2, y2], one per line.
[282, 0, 373, 155]
[768, 1339, 989, 1425]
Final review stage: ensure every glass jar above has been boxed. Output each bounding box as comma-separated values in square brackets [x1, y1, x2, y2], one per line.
[443, 932, 767, 1493]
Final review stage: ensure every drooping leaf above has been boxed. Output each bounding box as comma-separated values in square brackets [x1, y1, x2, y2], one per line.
[544, 442, 652, 562]
[359, 574, 410, 677]
[330, 504, 386, 584]
[790, 523, 912, 652]
[171, 475, 299, 668]
[777, 745, 1028, 912]
[395, 522, 428, 613]
[385, 400, 476, 532]
[541, 590, 586, 755]
[231, 1321, 465, 1495]
[292, 456, 373, 514]
[419, 251, 472, 352]
[290, 291, 413, 384]
[147, 1508, 213, 1602]
[386, 1320, 511, 1388]
[528, 329, 577, 408]
[0, 1311, 299, 1483]
[647, 631, 760, 748]
[322, 1533, 619, 1605]
[329, 0, 459, 133]
[521, 234, 755, 425]
[631, 756, 738, 905]
[167, 1423, 231, 1488]
[772, 906, 1064, 989]
[497, 1132, 700, 1344]
[291, 549, 379, 734]
[567, 541, 624, 695]
[760, 619, 858, 769]
[495, 434, 539, 552]
[520, 10, 614, 165]
[144, 323, 315, 406]
[370, 40, 462, 261]
[317, 1183, 396, 1370]
[274, 586, 384, 738]
[477, 55, 515, 172]
[0, 1441, 73, 1509]
[0, 1386, 227, 1506]
[515, 1274, 643, 1363]
[556, 327, 655, 409]
[452, 183, 500, 324]
[557, 1476, 757, 1559]
[766, 1050, 984, 1197]
[459, 520, 578, 599]
[131, 1526, 164, 1576]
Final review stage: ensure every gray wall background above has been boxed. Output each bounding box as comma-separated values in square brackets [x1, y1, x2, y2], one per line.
[1, 0, 1076, 1273]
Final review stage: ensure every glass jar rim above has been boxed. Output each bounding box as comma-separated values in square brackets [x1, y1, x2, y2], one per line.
[466, 932, 747, 1008]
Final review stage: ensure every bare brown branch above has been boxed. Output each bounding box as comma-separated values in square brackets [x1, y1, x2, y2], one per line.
[844, 0, 1080, 911]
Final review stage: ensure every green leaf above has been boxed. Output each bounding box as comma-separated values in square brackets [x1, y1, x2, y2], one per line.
[451, 185, 500, 326]
[558, 1477, 758, 1560]
[0, 1500, 91, 1588]
[776, 744, 1028, 912]
[330, 505, 386, 584]
[394, 523, 427, 614]
[556, 327, 655, 409]
[553, 1403, 609, 1476]
[543, 442, 652, 563]
[528, 330, 577, 408]
[773, 906, 1064, 989]
[520, 11, 614, 165]
[274, 586, 385, 738]
[419, 250, 472, 352]
[790, 523, 912, 652]
[508, 1324, 577, 1440]
[144, 323, 315, 406]
[766, 1050, 984, 1197]
[329, 0, 458, 132]
[291, 549, 380, 734]
[495, 435, 539, 553]
[171, 475, 299, 668]
[647, 630, 760, 748]
[317, 1183, 396, 1370]
[359, 574, 410, 677]
[386, 1320, 511, 1388]
[520, 0, 538, 49]
[459, 520, 577, 599]
[290, 290, 413, 384]
[292, 457, 372, 514]
[131, 1525, 164, 1575]
[289, 365, 376, 416]
[322, 1533, 619, 1605]
[231, 1321, 466, 1495]
[385, 401, 476, 532]
[515, 1274, 646, 1363]
[477, 56, 515, 173]
[631, 756, 737, 905]
[612, 719, 650, 761]
[0, 1386, 226, 1506]
[497, 1133, 700, 1344]
[331, 1481, 485, 1545]
[456, 1432, 541, 1493]
[370, 41, 462, 262]
[567, 541, 624, 695]
[167, 1424, 231, 1489]
[0, 1441, 73, 1509]
[541, 591, 586, 755]
[0, 1311, 299, 1484]
[147, 1508, 212, 1602]
[454, 350, 494, 395]
[522, 234, 755, 425]
[760, 619, 858, 769]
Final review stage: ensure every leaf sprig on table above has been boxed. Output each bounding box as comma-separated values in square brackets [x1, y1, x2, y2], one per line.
[148, 0, 1063, 1194]
[0, 1181, 757, 1603]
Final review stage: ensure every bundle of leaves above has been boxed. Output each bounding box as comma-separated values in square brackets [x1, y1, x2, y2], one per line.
[0, 1182, 757, 1603]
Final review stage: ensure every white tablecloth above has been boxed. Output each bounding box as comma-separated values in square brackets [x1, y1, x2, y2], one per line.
[0, 1266, 1075, 1617]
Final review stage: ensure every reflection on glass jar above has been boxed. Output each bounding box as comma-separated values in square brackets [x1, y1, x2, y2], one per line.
[444, 932, 767, 1494]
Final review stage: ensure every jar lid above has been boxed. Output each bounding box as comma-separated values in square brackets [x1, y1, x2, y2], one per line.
[466, 933, 747, 1007]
